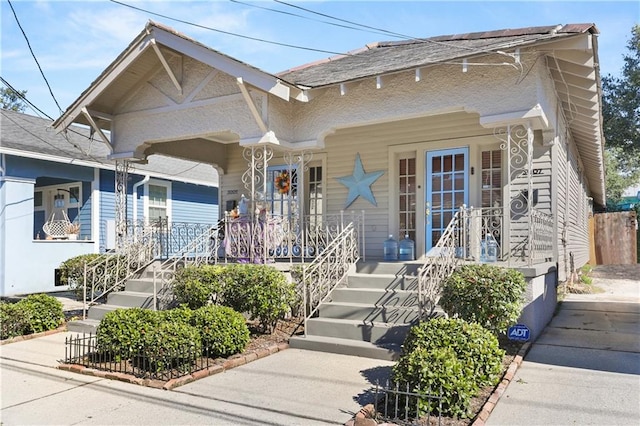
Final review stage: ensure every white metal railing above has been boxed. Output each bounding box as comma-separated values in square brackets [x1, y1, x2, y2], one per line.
[82, 226, 158, 319]
[300, 222, 360, 335]
[152, 224, 222, 310]
[222, 210, 365, 264]
[529, 209, 554, 264]
[417, 208, 463, 319]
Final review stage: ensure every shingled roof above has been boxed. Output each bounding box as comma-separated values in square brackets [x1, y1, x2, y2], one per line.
[1, 109, 218, 186]
[277, 24, 598, 88]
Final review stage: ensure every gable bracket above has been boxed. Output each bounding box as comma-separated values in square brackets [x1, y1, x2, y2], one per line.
[237, 77, 268, 133]
[81, 107, 113, 153]
[151, 39, 182, 94]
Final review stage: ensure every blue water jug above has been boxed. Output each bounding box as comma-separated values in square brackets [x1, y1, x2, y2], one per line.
[398, 234, 415, 261]
[383, 235, 398, 261]
[486, 235, 498, 262]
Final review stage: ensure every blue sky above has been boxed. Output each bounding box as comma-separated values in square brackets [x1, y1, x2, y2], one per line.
[1, 0, 638, 119]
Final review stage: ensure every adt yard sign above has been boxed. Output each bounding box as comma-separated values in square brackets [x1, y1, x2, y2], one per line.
[508, 324, 530, 342]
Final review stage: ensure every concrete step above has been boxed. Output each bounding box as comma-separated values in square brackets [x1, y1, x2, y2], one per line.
[355, 261, 422, 276]
[124, 278, 156, 293]
[318, 302, 420, 324]
[346, 274, 418, 290]
[305, 317, 412, 345]
[288, 335, 401, 361]
[331, 287, 418, 306]
[66, 318, 101, 334]
[87, 304, 131, 321]
[106, 291, 155, 308]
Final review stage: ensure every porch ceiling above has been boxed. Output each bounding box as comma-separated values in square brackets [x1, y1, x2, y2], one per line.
[142, 137, 230, 172]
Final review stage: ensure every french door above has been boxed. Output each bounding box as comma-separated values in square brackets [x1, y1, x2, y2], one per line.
[425, 148, 468, 250]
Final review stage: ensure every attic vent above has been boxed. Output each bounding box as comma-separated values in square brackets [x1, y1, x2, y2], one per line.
[549, 25, 563, 35]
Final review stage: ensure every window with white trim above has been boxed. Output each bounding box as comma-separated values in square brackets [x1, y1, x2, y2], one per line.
[147, 184, 168, 220]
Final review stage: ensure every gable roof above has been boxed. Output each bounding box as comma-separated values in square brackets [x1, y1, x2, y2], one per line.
[277, 24, 598, 87]
[2, 109, 218, 186]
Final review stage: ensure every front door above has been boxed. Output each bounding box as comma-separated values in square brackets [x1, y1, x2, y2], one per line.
[425, 148, 469, 250]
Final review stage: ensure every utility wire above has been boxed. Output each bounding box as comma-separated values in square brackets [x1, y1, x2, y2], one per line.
[0, 76, 53, 120]
[109, 0, 349, 57]
[229, 0, 396, 39]
[6, 0, 64, 115]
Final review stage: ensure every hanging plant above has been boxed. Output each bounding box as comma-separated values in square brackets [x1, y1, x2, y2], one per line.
[275, 170, 290, 195]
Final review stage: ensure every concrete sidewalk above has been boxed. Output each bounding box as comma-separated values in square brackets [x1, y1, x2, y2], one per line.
[1, 332, 393, 425]
[487, 267, 640, 425]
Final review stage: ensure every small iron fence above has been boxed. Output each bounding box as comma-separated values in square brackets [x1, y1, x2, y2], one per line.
[64, 333, 219, 381]
[372, 380, 443, 425]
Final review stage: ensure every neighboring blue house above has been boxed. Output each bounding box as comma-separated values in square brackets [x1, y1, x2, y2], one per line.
[0, 109, 219, 297]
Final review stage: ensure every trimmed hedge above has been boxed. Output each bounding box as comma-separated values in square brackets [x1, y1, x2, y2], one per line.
[172, 265, 225, 309]
[439, 264, 526, 336]
[0, 294, 64, 340]
[393, 317, 505, 418]
[192, 305, 250, 358]
[139, 321, 202, 373]
[96, 308, 161, 360]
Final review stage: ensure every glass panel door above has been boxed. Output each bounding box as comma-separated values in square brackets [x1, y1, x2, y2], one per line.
[425, 148, 468, 250]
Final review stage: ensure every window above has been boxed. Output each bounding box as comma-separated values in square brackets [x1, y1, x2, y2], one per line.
[398, 156, 416, 242]
[34, 191, 43, 210]
[481, 150, 502, 207]
[148, 184, 168, 220]
[308, 166, 323, 226]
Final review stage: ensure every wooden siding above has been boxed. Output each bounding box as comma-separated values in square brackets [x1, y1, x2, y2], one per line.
[170, 181, 219, 224]
[564, 142, 591, 274]
[555, 132, 570, 282]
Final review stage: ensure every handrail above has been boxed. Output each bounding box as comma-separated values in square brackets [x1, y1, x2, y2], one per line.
[417, 207, 464, 320]
[82, 226, 158, 319]
[300, 222, 360, 335]
[152, 223, 222, 310]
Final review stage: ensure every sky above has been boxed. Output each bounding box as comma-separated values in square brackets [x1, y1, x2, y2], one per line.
[1, 0, 638, 120]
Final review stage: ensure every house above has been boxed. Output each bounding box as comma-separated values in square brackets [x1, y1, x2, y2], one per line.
[50, 22, 604, 345]
[0, 109, 219, 297]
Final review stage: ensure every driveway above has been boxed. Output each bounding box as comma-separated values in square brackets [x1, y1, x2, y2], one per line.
[487, 265, 640, 425]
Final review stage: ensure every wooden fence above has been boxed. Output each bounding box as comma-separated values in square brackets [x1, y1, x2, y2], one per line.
[592, 211, 638, 265]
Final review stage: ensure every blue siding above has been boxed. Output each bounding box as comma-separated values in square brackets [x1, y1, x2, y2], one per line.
[34, 211, 45, 239]
[7, 156, 94, 181]
[171, 181, 219, 224]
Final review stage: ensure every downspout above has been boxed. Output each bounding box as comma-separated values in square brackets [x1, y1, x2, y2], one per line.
[133, 175, 150, 225]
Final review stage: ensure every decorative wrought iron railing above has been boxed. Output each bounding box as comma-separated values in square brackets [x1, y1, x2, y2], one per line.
[417, 208, 463, 319]
[152, 222, 223, 310]
[82, 226, 157, 319]
[126, 219, 216, 259]
[529, 208, 555, 264]
[222, 210, 365, 263]
[299, 222, 360, 335]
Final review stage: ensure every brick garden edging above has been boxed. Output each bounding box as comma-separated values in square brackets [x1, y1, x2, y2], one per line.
[471, 340, 532, 426]
[58, 342, 290, 390]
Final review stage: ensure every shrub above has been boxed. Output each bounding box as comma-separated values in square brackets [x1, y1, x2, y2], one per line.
[161, 304, 194, 324]
[139, 321, 201, 373]
[96, 308, 161, 360]
[172, 265, 225, 309]
[0, 301, 30, 340]
[439, 264, 526, 335]
[393, 318, 505, 418]
[192, 305, 250, 358]
[20, 294, 64, 334]
[221, 264, 296, 332]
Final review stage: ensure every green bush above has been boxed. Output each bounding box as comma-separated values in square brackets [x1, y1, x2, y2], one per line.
[393, 318, 505, 418]
[439, 264, 526, 335]
[161, 304, 194, 324]
[221, 264, 296, 332]
[172, 265, 225, 309]
[0, 301, 30, 340]
[20, 294, 64, 334]
[96, 308, 161, 360]
[139, 321, 202, 373]
[192, 305, 250, 358]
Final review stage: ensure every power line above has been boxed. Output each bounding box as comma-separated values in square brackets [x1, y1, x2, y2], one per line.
[229, 0, 396, 39]
[109, 0, 349, 57]
[6, 0, 64, 115]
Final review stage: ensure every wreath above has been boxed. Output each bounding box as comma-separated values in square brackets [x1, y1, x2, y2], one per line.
[275, 170, 290, 195]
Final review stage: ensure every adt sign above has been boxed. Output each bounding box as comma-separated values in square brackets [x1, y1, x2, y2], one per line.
[508, 324, 530, 342]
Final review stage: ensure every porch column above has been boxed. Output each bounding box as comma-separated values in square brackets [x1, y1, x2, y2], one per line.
[115, 160, 129, 252]
[496, 123, 534, 263]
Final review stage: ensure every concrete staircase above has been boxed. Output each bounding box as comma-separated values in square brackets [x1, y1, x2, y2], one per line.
[66, 261, 163, 334]
[289, 260, 429, 361]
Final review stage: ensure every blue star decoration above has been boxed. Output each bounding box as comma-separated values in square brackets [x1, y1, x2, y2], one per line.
[336, 153, 385, 208]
